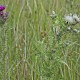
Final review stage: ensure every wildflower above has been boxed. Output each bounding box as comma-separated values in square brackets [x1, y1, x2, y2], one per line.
[0, 5, 5, 11]
[0, 5, 9, 25]
[64, 14, 75, 24]
[64, 13, 80, 25]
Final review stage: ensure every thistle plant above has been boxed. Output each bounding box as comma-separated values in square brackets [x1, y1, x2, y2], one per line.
[50, 11, 65, 40]
[0, 5, 9, 26]
[0, 5, 9, 55]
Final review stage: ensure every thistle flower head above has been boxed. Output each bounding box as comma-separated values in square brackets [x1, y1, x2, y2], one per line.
[0, 5, 9, 25]
[64, 13, 80, 25]
[64, 15, 74, 23]
[0, 5, 5, 11]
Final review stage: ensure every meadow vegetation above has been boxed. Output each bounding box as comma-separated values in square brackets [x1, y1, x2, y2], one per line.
[0, 0, 80, 80]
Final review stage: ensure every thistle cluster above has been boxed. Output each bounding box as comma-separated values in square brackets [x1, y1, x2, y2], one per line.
[64, 13, 80, 25]
[50, 11, 80, 39]
[0, 5, 9, 25]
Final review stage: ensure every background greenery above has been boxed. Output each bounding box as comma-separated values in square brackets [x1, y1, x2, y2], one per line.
[0, 0, 80, 80]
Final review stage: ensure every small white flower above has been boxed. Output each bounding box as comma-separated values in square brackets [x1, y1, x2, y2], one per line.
[64, 15, 75, 23]
[64, 13, 80, 24]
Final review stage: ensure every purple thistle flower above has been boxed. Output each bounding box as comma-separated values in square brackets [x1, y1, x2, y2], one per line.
[0, 5, 9, 25]
[0, 5, 5, 11]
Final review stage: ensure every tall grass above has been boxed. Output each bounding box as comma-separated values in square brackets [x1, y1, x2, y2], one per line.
[0, 0, 80, 80]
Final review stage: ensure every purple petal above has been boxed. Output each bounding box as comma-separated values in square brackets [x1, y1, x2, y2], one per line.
[0, 5, 5, 11]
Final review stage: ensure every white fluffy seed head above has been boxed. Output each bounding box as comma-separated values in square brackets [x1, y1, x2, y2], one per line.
[64, 15, 75, 23]
[64, 13, 80, 24]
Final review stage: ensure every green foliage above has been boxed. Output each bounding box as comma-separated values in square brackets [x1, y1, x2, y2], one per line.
[0, 0, 80, 80]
